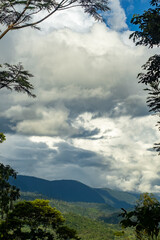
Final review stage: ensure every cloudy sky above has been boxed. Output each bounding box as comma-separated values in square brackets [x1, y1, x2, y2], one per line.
[0, 0, 160, 193]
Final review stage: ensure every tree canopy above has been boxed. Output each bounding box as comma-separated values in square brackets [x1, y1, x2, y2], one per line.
[0, 63, 36, 97]
[130, 0, 160, 48]
[0, 0, 110, 39]
[0, 199, 80, 240]
[120, 193, 160, 240]
[0, 133, 6, 143]
[0, 163, 20, 219]
[130, 0, 160, 153]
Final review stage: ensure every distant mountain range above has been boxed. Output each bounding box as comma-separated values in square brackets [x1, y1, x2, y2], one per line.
[9, 175, 138, 209]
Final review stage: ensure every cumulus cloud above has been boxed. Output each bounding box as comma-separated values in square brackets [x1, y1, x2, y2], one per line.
[1, 112, 160, 193]
[1, 22, 153, 137]
[103, 0, 128, 31]
[4, 105, 77, 136]
[36, 6, 95, 33]
[71, 113, 160, 192]
[0, 2, 160, 193]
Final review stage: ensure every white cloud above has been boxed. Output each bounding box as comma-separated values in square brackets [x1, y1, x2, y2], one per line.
[103, 0, 128, 31]
[0, 3, 160, 193]
[13, 106, 77, 136]
[3, 22, 151, 138]
[33, 5, 95, 33]
[13, 23, 147, 95]
[71, 113, 160, 192]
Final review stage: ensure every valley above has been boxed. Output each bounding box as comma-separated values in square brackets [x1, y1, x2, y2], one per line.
[14, 175, 138, 239]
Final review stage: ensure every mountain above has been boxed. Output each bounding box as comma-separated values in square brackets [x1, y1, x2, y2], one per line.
[9, 175, 137, 208]
[95, 188, 137, 209]
[10, 175, 105, 203]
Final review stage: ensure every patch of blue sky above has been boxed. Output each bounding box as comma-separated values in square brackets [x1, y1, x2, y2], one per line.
[102, 0, 152, 31]
[120, 0, 151, 30]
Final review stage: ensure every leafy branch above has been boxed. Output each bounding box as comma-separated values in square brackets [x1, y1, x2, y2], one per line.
[0, 0, 110, 39]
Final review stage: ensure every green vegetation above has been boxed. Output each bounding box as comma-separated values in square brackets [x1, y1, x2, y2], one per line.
[0, 163, 20, 219]
[102, 188, 137, 205]
[0, 133, 6, 143]
[4, 186, 160, 240]
[20, 192, 135, 240]
[0, 199, 80, 240]
[130, 0, 160, 152]
[0, 169, 80, 240]
[64, 213, 137, 240]
[95, 188, 137, 208]
[50, 200, 116, 220]
[120, 193, 160, 240]
[65, 213, 118, 240]
[20, 191, 120, 222]
[19, 192, 160, 240]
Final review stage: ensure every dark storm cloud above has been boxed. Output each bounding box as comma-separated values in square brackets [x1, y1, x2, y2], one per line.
[109, 95, 149, 118]
[0, 135, 112, 183]
[0, 89, 149, 137]
[51, 142, 110, 169]
[70, 127, 100, 138]
[0, 117, 15, 134]
[151, 178, 160, 187]
[0, 135, 56, 174]
[64, 94, 148, 119]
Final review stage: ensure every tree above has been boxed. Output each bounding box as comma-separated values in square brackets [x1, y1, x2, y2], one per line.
[0, 199, 80, 240]
[0, 0, 110, 39]
[0, 63, 36, 97]
[120, 193, 160, 240]
[130, 0, 160, 152]
[0, 133, 6, 143]
[0, 115, 20, 221]
[130, 0, 160, 48]
[0, 163, 20, 220]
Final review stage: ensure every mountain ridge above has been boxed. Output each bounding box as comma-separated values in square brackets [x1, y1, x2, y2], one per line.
[9, 175, 137, 209]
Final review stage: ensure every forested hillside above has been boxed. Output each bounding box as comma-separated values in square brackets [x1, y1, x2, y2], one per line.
[20, 192, 135, 240]
[10, 175, 138, 208]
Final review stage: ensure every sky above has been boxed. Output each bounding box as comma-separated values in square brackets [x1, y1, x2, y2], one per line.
[0, 0, 160, 194]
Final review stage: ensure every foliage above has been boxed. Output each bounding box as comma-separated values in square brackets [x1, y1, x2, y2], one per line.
[130, 0, 160, 152]
[0, 63, 36, 97]
[65, 212, 117, 240]
[64, 212, 137, 240]
[19, 192, 136, 239]
[0, 133, 6, 143]
[138, 53, 160, 153]
[120, 193, 160, 240]
[129, 1, 160, 48]
[19, 192, 119, 221]
[0, 163, 20, 219]
[0, 199, 80, 240]
[0, 0, 110, 39]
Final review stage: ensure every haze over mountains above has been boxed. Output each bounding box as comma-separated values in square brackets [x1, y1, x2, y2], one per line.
[10, 175, 138, 209]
